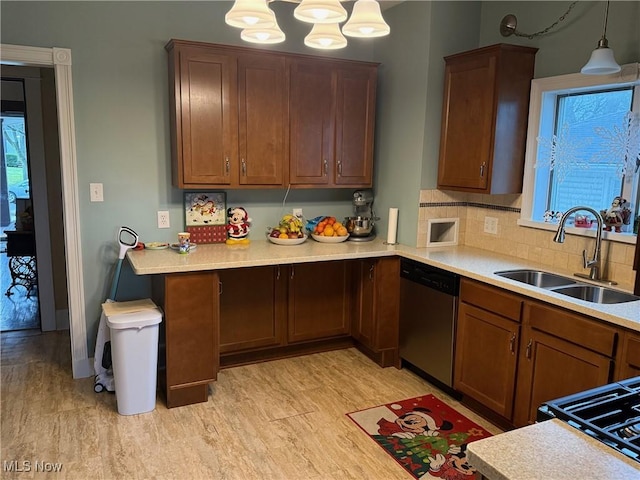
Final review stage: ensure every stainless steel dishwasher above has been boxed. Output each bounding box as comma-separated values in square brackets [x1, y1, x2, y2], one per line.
[399, 258, 460, 394]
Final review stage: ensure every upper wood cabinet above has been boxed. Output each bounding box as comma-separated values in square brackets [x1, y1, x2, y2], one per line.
[289, 59, 377, 187]
[166, 39, 377, 189]
[437, 44, 537, 194]
[167, 40, 287, 188]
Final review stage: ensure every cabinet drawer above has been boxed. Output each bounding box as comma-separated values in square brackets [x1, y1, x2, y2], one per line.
[460, 278, 522, 321]
[524, 302, 617, 357]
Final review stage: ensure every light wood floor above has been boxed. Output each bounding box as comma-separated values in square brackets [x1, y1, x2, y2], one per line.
[1, 331, 502, 479]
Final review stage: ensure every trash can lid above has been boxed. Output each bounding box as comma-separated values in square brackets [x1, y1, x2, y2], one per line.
[105, 307, 163, 329]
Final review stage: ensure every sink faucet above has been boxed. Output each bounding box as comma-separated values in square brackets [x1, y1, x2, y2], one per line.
[553, 206, 616, 285]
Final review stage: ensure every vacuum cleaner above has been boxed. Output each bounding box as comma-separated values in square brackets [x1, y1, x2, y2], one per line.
[94, 226, 139, 393]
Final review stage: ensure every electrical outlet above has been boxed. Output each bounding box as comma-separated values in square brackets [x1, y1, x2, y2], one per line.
[293, 208, 303, 219]
[157, 210, 170, 229]
[89, 183, 103, 202]
[484, 216, 498, 235]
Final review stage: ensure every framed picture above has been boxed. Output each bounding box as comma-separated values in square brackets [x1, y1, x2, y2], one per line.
[184, 192, 226, 226]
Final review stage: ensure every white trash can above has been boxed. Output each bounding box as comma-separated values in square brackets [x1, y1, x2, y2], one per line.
[105, 303, 163, 415]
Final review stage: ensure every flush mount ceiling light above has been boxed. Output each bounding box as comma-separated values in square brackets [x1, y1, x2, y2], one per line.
[499, 0, 621, 76]
[225, 0, 390, 50]
[580, 1, 621, 75]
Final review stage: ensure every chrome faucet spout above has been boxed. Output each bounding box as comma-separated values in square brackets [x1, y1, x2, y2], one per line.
[553, 206, 607, 282]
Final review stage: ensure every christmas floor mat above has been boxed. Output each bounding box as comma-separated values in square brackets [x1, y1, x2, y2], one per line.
[346, 394, 492, 479]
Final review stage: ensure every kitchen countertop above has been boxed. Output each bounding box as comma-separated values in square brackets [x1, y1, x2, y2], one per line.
[126, 238, 640, 331]
[467, 419, 640, 479]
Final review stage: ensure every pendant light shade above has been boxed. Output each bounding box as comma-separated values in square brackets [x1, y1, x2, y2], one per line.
[581, 47, 621, 75]
[294, 0, 348, 25]
[225, 0, 274, 29]
[241, 10, 286, 44]
[581, 1, 621, 75]
[304, 23, 347, 50]
[342, 0, 390, 38]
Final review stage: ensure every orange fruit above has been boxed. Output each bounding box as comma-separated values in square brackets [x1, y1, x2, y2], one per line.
[316, 223, 325, 233]
[327, 217, 336, 225]
[333, 221, 343, 230]
[324, 225, 334, 236]
[337, 226, 348, 236]
[279, 233, 288, 239]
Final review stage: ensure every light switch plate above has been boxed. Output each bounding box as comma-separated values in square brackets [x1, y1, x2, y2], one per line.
[90, 183, 103, 202]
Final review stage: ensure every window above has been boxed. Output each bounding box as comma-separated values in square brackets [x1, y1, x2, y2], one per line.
[520, 64, 640, 243]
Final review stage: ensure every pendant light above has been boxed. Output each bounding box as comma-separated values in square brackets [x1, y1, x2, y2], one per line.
[342, 0, 390, 38]
[304, 23, 347, 50]
[241, 9, 286, 44]
[581, 1, 621, 75]
[294, 0, 348, 24]
[225, 0, 274, 29]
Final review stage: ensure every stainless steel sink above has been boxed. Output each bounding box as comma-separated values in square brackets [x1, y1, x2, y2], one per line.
[495, 269, 577, 288]
[551, 285, 640, 304]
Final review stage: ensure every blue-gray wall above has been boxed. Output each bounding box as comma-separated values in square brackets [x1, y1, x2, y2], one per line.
[1, 1, 638, 351]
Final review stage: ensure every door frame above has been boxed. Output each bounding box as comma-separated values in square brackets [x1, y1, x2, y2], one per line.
[1, 44, 90, 378]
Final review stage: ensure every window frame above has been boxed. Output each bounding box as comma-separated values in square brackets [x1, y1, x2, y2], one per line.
[519, 63, 640, 245]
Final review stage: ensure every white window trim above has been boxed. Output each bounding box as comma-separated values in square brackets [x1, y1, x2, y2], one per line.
[518, 62, 640, 246]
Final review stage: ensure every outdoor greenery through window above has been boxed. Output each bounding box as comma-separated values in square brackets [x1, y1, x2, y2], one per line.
[520, 65, 640, 240]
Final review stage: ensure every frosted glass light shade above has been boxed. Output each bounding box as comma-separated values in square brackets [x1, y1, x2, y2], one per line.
[241, 11, 285, 44]
[581, 47, 621, 75]
[342, 0, 389, 37]
[304, 23, 347, 50]
[225, 0, 275, 29]
[294, 0, 348, 24]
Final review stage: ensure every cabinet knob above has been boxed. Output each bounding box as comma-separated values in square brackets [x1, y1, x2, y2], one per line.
[290, 265, 295, 280]
[525, 339, 533, 359]
[323, 159, 328, 176]
[276, 265, 280, 281]
[225, 157, 230, 175]
[480, 162, 486, 178]
[337, 161, 342, 176]
[219, 281, 223, 295]
[241, 158, 247, 176]
[369, 263, 375, 280]
[509, 332, 516, 354]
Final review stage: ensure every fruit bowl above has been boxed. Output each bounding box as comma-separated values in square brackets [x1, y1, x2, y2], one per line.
[311, 233, 349, 243]
[267, 233, 308, 245]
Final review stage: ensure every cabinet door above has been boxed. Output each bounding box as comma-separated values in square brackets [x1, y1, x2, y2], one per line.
[288, 60, 335, 185]
[288, 261, 350, 342]
[334, 65, 376, 186]
[615, 331, 640, 380]
[513, 328, 612, 427]
[454, 302, 519, 419]
[438, 52, 495, 191]
[219, 266, 286, 353]
[352, 259, 376, 346]
[237, 54, 287, 186]
[173, 45, 238, 186]
[163, 272, 219, 407]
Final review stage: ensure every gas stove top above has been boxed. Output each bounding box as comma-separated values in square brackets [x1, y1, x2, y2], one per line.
[537, 377, 640, 463]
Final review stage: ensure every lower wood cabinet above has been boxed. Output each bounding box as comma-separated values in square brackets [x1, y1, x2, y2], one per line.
[219, 265, 286, 354]
[455, 278, 618, 428]
[615, 331, 640, 380]
[454, 279, 522, 420]
[513, 302, 616, 426]
[287, 261, 351, 343]
[351, 257, 400, 367]
[153, 272, 219, 408]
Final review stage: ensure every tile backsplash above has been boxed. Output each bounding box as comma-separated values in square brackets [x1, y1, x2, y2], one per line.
[418, 189, 637, 286]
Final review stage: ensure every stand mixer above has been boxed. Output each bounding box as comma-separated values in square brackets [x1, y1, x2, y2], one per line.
[344, 190, 379, 242]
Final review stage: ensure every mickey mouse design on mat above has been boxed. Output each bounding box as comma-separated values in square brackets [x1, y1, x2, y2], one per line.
[225, 207, 251, 245]
[377, 407, 454, 439]
[426, 444, 476, 479]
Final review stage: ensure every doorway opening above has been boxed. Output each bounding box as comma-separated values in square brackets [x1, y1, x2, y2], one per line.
[1, 79, 40, 332]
